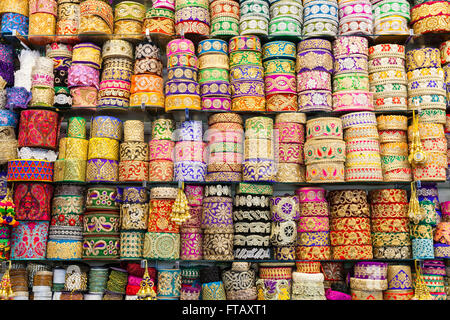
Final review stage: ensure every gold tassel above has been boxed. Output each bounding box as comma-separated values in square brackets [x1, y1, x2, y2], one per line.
[170, 183, 191, 225]
[412, 260, 433, 300]
[408, 182, 426, 224]
[0, 261, 14, 300]
[408, 110, 427, 166]
[137, 260, 156, 300]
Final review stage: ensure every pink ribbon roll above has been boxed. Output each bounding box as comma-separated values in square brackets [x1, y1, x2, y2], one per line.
[275, 122, 305, 144]
[68, 65, 100, 89]
[180, 231, 203, 260]
[295, 187, 327, 203]
[279, 142, 302, 163]
[206, 130, 244, 144]
[333, 91, 374, 112]
[184, 185, 203, 206]
[297, 216, 330, 232]
[297, 71, 332, 92]
[128, 275, 143, 286]
[265, 74, 296, 94]
[149, 140, 175, 161]
[31, 72, 54, 88]
[181, 206, 202, 229]
[208, 152, 243, 164]
[174, 141, 206, 162]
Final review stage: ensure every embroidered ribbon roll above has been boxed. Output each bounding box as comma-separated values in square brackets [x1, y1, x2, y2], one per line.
[148, 160, 173, 181]
[88, 137, 119, 160]
[14, 183, 54, 221]
[8, 160, 54, 182]
[143, 232, 180, 260]
[82, 234, 120, 259]
[90, 116, 122, 140]
[86, 187, 118, 211]
[18, 110, 59, 150]
[332, 245, 373, 260]
[202, 232, 234, 260]
[120, 231, 144, 259]
[11, 221, 49, 260]
[118, 161, 148, 181]
[46, 239, 83, 260]
[180, 231, 202, 260]
[86, 159, 118, 182]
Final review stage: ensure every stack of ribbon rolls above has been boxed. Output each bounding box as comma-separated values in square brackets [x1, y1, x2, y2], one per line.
[333, 36, 373, 112]
[10, 108, 59, 183]
[256, 263, 293, 300]
[0, 0, 29, 36]
[180, 266, 201, 300]
[296, 39, 333, 112]
[157, 268, 181, 300]
[55, 0, 80, 44]
[68, 43, 101, 111]
[46, 43, 73, 111]
[369, 189, 411, 259]
[149, 118, 174, 181]
[383, 264, 413, 300]
[243, 116, 276, 182]
[295, 187, 331, 260]
[206, 113, 243, 182]
[275, 113, 305, 182]
[233, 183, 272, 260]
[263, 41, 297, 111]
[144, 187, 180, 260]
[175, 0, 209, 37]
[87, 116, 122, 183]
[268, 0, 302, 38]
[32, 270, 53, 300]
[54, 117, 88, 182]
[143, 2, 175, 37]
[377, 115, 411, 181]
[10, 266, 29, 300]
[47, 185, 85, 260]
[28, 0, 57, 45]
[372, 0, 410, 39]
[444, 114, 449, 179]
[202, 184, 233, 260]
[410, 199, 436, 260]
[119, 187, 148, 259]
[165, 38, 201, 111]
[342, 112, 382, 181]
[174, 120, 206, 181]
[440, 41, 450, 108]
[303, 0, 338, 38]
[130, 39, 164, 109]
[10, 181, 53, 260]
[52, 267, 66, 294]
[83, 186, 120, 260]
[368, 44, 407, 112]
[200, 266, 226, 300]
[198, 39, 231, 111]
[350, 261, 388, 300]
[99, 40, 134, 110]
[304, 117, 345, 183]
[291, 272, 326, 300]
[338, 0, 372, 36]
[410, 1, 450, 35]
[406, 47, 447, 121]
[114, 1, 145, 42]
[180, 185, 203, 260]
[0, 205, 10, 260]
[408, 122, 447, 181]
[119, 120, 148, 181]
[328, 189, 373, 260]
[270, 194, 299, 260]
[210, 0, 239, 37]
[87, 267, 109, 299]
[434, 216, 450, 258]
[104, 267, 127, 300]
[419, 260, 447, 300]
[30, 56, 55, 108]
[229, 36, 265, 112]
[79, 0, 113, 38]
[223, 262, 257, 300]
[239, 0, 269, 36]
